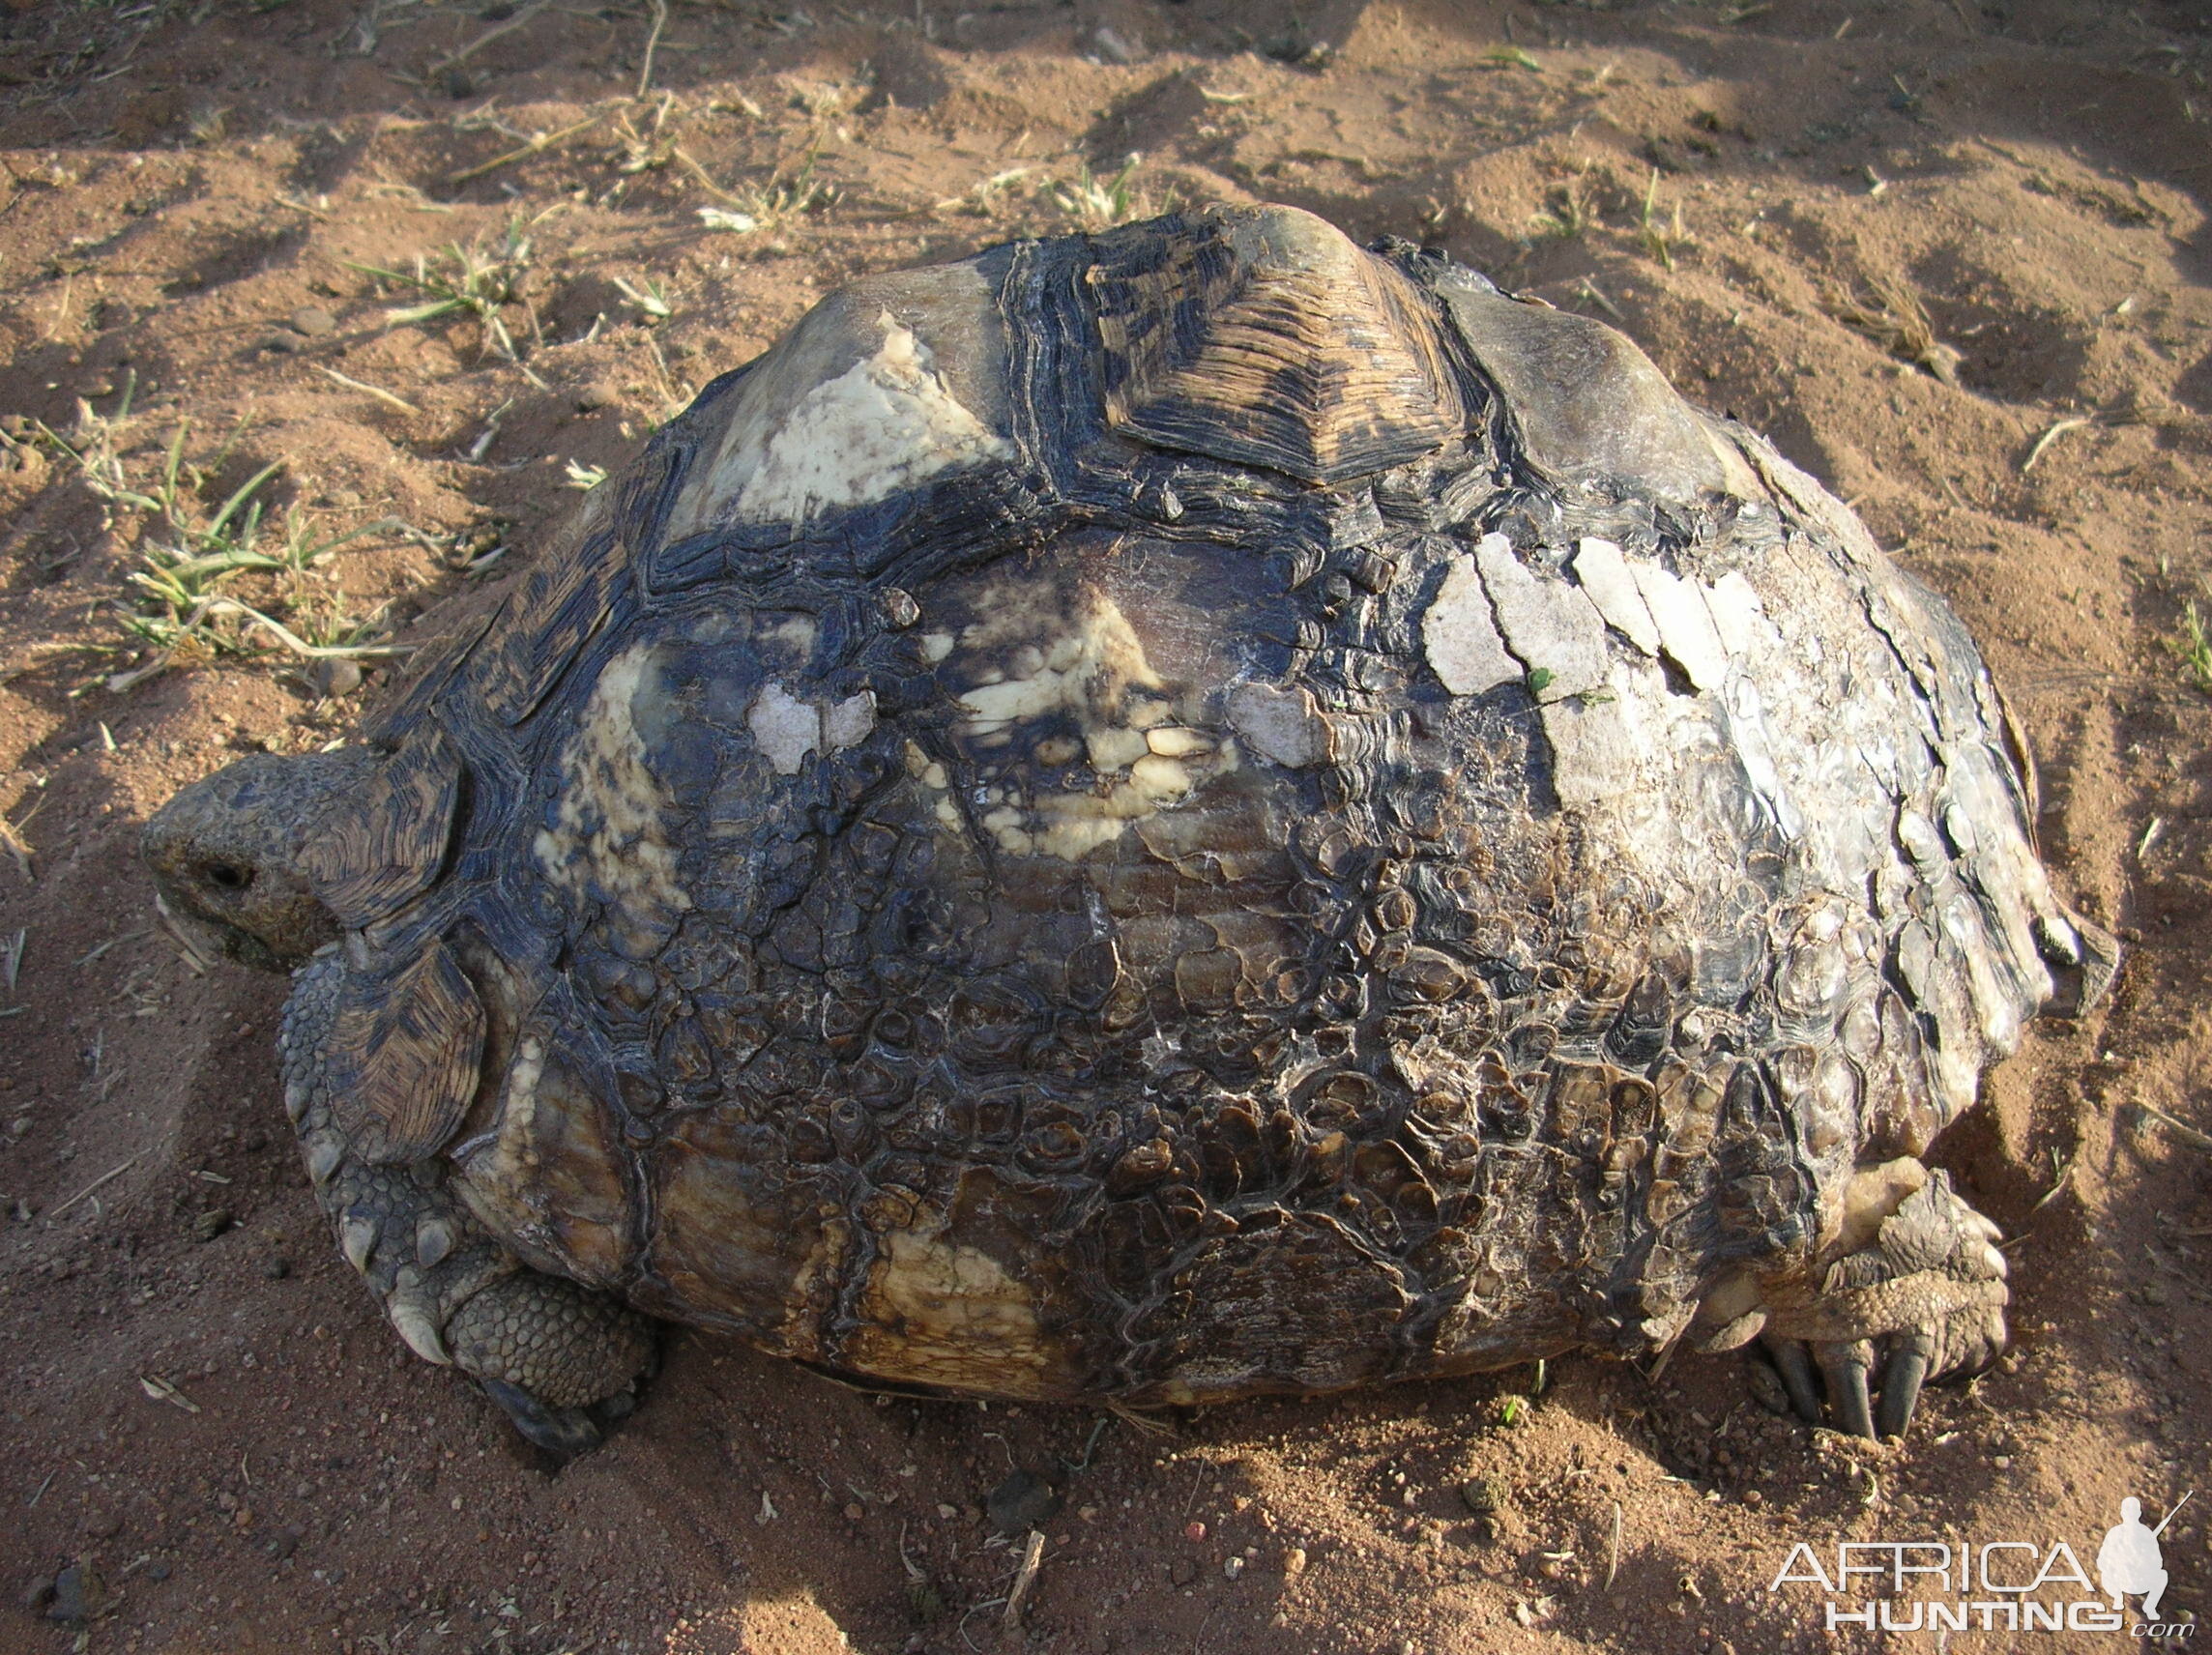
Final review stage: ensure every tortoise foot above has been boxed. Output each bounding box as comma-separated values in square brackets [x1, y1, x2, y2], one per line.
[1703, 1158, 2007, 1439]
[282, 951, 655, 1448]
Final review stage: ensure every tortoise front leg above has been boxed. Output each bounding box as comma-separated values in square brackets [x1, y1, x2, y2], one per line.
[279, 952, 655, 1456]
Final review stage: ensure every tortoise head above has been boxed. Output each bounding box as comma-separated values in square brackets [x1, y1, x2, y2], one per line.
[141, 748, 377, 972]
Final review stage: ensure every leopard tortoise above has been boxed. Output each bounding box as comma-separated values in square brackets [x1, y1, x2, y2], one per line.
[143, 204, 2112, 1453]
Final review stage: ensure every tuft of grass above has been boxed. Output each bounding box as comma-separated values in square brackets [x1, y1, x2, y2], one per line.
[2173, 600, 2212, 697]
[692, 139, 841, 237]
[38, 406, 406, 687]
[1483, 44, 1542, 71]
[346, 220, 536, 363]
[1045, 155, 1165, 229]
[932, 165, 1034, 218]
[564, 459, 609, 491]
[1636, 168, 1689, 270]
[1828, 277, 1964, 386]
[612, 275, 672, 324]
[1530, 175, 1596, 239]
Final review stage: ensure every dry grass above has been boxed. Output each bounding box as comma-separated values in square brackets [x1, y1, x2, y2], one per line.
[1828, 277, 1965, 385]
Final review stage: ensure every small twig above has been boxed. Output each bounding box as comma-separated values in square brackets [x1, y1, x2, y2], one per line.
[139, 1374, 201, 1414]
[670, 144, 747, 206]
[76, 929, 151, 969]
[428, 0, 547, 75]
[315, 365, 422, 415]
[274, 192, 333, 220]
[28, 1470, 56, 1507]
[635, 0, 667, 100]
[1003, 1530, 1045, 1628]
[0, 812, 30, 882]
[2030, 1147, 2078, 1212]
[448, 113, 602, 185]
[2139, 1100, 2212, 1155]
[2022, 416, 2090, 472]
[53, 1151, 144, 1216]
[1605, 1501, 1622, 1590]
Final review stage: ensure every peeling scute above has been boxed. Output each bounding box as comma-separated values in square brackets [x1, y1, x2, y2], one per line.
[1473, 533, 1609, 702]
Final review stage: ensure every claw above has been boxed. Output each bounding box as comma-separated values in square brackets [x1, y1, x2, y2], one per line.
[1876, 1332, 1934, 1439]
[1817, 1341, 1876, 1437]
[480, 1378, 604, 1460]
[1765, 1337, 1824, 1424]
[340, 1210, 378, 1274]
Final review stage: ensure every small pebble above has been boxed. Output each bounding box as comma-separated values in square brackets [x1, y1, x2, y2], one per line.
[1169, 1557, 1197, 1586]
[575, 384, 619, 412]
[1460, 1477, 1503, 1516]
[289, 305, 336, 337]
[315, 657, 364, 698]
[46, 1562, 101, 1623]
[193, 1208, 233, 1242]
[1222, 1555, 1244, 1580]
[984, 1468, 1059, 1533]
[843, 1502, 864, 1522]
[1183, 1520, 1207, 1543]
[1283, 1547, 1307, 1576]
[262, 1257, 291, 1280]
[83, 1510, 121, 1539]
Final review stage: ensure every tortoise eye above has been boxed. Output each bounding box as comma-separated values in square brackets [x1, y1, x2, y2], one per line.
[204, 861, 253, 891]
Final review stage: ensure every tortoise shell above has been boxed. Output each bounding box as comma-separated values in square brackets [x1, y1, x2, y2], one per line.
[222, 206, 2103, 1405]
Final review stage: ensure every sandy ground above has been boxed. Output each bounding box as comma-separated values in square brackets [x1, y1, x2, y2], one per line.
[2, 0, 2210, 1651]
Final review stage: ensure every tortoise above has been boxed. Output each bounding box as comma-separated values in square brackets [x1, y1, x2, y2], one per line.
[143, 204, 2112, 1454]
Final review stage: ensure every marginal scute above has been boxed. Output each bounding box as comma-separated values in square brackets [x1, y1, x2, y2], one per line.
[325, 940, 486, 1165]
[1089, 204, 1465, 484]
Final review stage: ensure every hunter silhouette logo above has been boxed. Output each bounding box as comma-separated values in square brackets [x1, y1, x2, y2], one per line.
[2100, 1494, 2188, 1622]
[1767, 1490, 2195, 1636]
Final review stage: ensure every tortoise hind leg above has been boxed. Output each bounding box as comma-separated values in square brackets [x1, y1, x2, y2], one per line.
[281, 953, 655, 1456]
[1701, 1157, 2008, 1438]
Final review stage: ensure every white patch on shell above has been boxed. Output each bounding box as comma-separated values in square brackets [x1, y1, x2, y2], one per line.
[747, 682, 820, 775]
[1703, 570, 1772, 656]
[1474, 532, 1610, 703]
[938, 589, 1241, 861]
[1538, 687, 1633, 810]
[732, 313, 1014, 523]
[746, 683, 878, 776]
[1226, 682, 1328, 768]
[531, 645, 692, 950]
[1570, 537, 1661, 654]
[1629, 560, 1732, 692]
[1420, 549, 1519, 696]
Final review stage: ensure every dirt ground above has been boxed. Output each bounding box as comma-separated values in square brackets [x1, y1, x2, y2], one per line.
[2, 0, 2210, 1650]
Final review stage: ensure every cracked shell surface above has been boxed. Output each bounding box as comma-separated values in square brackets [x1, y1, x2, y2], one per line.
[262, 205, 2103, 1405]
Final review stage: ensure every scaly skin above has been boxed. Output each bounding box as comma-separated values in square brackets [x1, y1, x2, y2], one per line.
[280, 950, 655, 1454]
